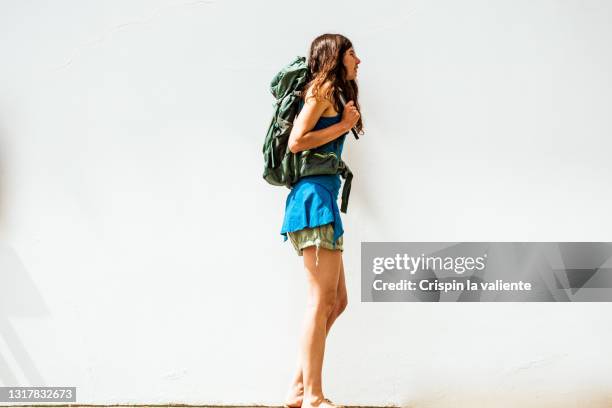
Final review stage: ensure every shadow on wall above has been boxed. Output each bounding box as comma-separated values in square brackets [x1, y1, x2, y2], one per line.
[0, 121, 49, 386]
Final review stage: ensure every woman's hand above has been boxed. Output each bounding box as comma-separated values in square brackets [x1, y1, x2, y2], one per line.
[341, 100, 360, 131]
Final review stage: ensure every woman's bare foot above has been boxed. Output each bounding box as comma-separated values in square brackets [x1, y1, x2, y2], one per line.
[283, 384, 304, 408]
[302, 396, 345, 408]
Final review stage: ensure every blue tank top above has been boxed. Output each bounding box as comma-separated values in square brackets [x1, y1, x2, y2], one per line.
[280, 100, 348, 246]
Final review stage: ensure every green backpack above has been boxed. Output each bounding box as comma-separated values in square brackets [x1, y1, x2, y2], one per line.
[262, 56, 353, 213]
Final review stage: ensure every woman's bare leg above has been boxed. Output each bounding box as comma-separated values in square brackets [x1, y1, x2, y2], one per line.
[285, 254, 348, 407]
[326, 256, 348, 329]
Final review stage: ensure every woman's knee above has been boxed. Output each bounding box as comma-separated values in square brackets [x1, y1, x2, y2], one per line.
[307, 290, 338, 317]
[334, 295, 348, 316]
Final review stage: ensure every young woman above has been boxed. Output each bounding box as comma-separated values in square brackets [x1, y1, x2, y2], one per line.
[280, 33, 363, 408]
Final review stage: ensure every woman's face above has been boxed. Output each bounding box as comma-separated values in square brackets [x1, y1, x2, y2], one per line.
[343, 47, 361, 81]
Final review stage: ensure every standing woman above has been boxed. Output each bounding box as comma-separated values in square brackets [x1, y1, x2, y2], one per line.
[281, 34, 363, 408]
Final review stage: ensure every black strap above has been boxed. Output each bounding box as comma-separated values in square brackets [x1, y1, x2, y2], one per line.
[339, 162, 353, 213]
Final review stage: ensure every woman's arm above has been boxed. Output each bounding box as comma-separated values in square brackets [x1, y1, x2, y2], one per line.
[288, 93, 351, 154]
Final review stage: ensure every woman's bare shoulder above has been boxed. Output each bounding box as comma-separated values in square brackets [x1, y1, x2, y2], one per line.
[303, 80, 335, 105]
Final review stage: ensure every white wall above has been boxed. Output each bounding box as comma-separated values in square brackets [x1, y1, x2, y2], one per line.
[1, 0, 611, 407]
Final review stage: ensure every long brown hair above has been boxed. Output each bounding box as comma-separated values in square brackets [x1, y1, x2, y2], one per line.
[303, 33, 364, 135]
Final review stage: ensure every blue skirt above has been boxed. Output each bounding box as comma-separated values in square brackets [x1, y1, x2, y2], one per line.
[280, 174, 344, 246]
